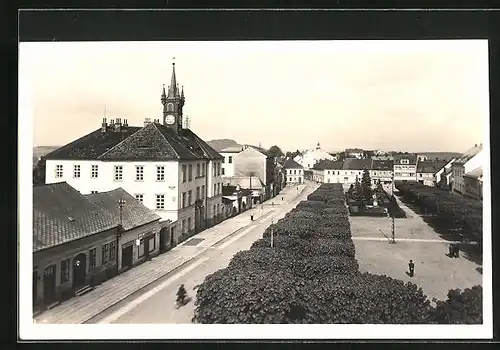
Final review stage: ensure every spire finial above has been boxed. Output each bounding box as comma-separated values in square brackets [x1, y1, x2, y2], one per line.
[172, 56, 175, 65]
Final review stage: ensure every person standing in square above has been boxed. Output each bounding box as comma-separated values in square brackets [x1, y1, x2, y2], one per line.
[408, 260, 415, 277]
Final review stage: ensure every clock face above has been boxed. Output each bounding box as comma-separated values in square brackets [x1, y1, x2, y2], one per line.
[165, 115, 175, 125]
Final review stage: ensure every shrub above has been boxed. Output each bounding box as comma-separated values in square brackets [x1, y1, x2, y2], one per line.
[430, 285, 483, 324]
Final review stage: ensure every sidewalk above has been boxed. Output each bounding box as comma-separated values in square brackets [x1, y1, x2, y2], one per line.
[34, 184, 307, 324]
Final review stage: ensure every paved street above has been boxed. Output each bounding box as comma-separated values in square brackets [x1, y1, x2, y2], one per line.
[35, 182, 317, 324]
[89, 182, 318, 324]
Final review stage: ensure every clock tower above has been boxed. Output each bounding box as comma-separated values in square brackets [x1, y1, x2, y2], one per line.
[161, 59, 185, 134]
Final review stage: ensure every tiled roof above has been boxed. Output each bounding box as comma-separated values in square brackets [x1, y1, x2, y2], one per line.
[464, 167, 482, 179]
[44, 122, 222, 162]
[393, 153, 417, 164]
[455, 144, 482, 164]
[343, 158, 371, 170]
[283, 158, 303, 169]
[33, 182, 118, 252]
[313, 159, 343, 170]
[371, 159, 393, 171]
[85, 188, 160, 231]
[417, 160, 448, 174]
[44, 127, 141, 160]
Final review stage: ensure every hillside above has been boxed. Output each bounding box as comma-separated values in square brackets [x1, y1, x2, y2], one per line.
[33, 146, 59, 167]
[206, 139, 241, 152]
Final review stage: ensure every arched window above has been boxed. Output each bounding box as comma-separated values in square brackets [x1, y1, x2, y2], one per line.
[166, 103, 174, 112]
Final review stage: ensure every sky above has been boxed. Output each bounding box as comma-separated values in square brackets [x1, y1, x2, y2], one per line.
[20, 40, 489, 153]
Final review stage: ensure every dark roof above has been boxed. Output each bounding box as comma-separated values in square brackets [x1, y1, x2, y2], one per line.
[455, 144, 482, 164]
[417, 160, 448, 174]
[313, 159, 343, 170]
[33, 182, 117, 252]
[371, 159, 393, 171]
[85, 188, 160, 231]
[222, 185, 238, 196]
[283, 158, 303, 169]
[343, 158, 371, 170]
[345, 148, 364, 153]
[393, 153, 417, 164]
[44, 127, 141, 160]
[44, 122, 222, 162]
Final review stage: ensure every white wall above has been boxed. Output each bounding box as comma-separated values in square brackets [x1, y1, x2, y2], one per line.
[393, 164, 417, 181]
[464, 150, 483, 174]
[294, 148, 334, 170]
[220, 152, 238, 177]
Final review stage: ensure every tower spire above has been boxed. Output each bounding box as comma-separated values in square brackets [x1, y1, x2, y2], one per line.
[168, 57, 177, 98]
[161, 84, 166, 104]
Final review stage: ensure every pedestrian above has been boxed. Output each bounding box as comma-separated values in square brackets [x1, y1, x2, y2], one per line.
[408, 260, 415, 277]
[282, 197, 283, 201]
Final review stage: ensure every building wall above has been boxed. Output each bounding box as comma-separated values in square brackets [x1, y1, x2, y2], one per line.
[451, 163, 466, 194]
[286, 168, 304, 184]
[220, 152, 238, 177]
[33, 227, 118, 309]
[464, 176, 482, 199]
[393, 162, 417, 182]
[234, 148, 267, 183]
[417, 172, 436, 186]
[294, 149, 334, 170]
[117, 221, 160, 273]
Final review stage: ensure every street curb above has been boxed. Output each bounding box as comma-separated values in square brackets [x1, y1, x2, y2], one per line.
[82, 186, 310, 324]
[82, 254, 198, 324]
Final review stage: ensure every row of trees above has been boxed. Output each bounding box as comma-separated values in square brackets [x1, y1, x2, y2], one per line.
[193, 183, 482, 324]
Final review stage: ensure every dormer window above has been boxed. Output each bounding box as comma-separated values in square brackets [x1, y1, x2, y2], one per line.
[401, 159, 409, 164]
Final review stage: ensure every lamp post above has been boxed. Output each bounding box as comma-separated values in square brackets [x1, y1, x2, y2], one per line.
[270, 219, 274, 248]
[117, 198, 126, 274]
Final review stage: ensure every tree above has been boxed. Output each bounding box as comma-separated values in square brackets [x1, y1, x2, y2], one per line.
[361, 167, 373, 202]
[431, 286, 482, 324]
[33, 156, 46, 186]
[268, 145, 284, 159]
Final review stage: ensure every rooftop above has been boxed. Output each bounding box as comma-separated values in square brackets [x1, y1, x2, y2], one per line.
[283, 158, 303, 169]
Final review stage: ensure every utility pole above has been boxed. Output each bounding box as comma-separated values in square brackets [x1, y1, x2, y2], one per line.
[117, 198, 126, 274]
[270, 219, 274, 248]
[390, 171, 396, 244]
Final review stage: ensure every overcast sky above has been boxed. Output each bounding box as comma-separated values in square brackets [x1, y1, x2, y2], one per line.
[20, 40, 488, 152]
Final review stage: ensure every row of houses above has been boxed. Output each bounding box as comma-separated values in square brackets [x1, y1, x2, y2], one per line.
[308, 144, 484, 200]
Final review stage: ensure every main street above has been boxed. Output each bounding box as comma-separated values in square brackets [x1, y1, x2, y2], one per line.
[89, 181, 318, 324]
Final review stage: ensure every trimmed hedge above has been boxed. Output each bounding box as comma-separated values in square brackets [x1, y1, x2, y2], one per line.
[431, 285, 483, 324]
[193, 183, 481, 324]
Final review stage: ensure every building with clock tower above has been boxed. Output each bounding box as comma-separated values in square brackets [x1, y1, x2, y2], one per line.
[161, 61, 185, 133]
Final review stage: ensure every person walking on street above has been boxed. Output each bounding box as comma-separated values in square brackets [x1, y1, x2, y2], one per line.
[408, 260, 415, 277]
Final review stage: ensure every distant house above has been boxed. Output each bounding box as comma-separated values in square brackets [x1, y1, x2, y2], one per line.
[463, 167, 483, 200]
[435, 158, 456, 188]
[416, 160, 448, 187]
[219, 146, 244, 178]
[312, 158, 373, 185]
[393, 154, 418, 182]
[370, 159, 394, 185]
[221, 185, 253, 217]
[312, 159, 343, 183]
[293, 143, 335, 170]
[451, 144, 483, 196]
[33, 182, 161, 313]
[283, 158, 304, 185]
[345, 148, 364, 159]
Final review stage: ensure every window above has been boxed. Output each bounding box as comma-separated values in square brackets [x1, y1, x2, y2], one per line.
[188, 164, 193, 181]
[218, 183, 221, 194]
[55, 164, 63, 178]
[196, 186, 200, 200]
[149, 235, 155, 252]
[156, 194, 165, 209]
[73, 165, 81, 178]
[222, 168, 225, 175]
[114, 166, 123, 181]
[202, 163, 206, 176]
[61, 259, 70, 283]
[182, 165, 187, 182]
[214, 184, 216, 195]
[188, 190, 192, 206]
[327, 171, 330, 175]
[401, 159, 409, 164]
[289, 177, 292, 182]
[222, 157, 225, 164]
[201, 185, 205, 199]
[136, 166, 144, 181]
[89, 248, 96, 271]
[187, 217, 192, 231]
[135, 194, 144, 203]
[102, 243, 109, 264]
[228, 156, 233, 164]
[197, 163, 201, 177]
[138, 239, 145, 258]
[182, 220, 186, 234]
[110, 241, 116, 261]
[90, 190, 98, 194]
[91, 165, 99, 179]
[419, 173, 423, 177]
[217, 203, 220, 214]
[294, 170, 297, 175]
[182, 192, 187, 208]
[157, 166, 165, 181]
[217, 163, 221, 176]
[167, 103, 174, 112]
[213, 205, 216, 216]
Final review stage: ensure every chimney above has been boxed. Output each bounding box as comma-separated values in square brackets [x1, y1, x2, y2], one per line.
[114, 118, 122, 132]
[101, 118, 107, 133]
[122, 119, 128, 131]
[144, 118, 151, 126]
[109, 119, 115, 128]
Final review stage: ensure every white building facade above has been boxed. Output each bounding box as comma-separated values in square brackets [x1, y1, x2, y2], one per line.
[293, 143, 335, 170]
